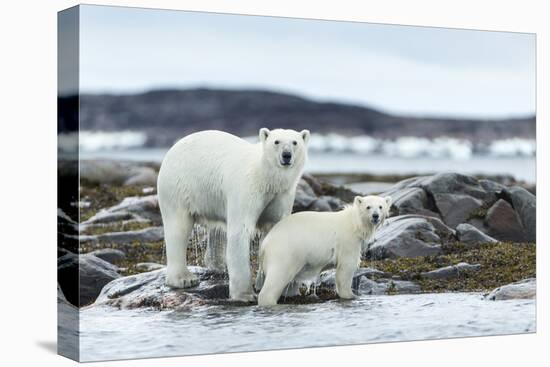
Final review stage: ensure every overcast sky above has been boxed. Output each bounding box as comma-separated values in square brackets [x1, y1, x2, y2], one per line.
[79, 5, 536, 119]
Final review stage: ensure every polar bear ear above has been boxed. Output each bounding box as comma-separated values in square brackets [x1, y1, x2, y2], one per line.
[301, 129, 310, 144]
[384, 196, 393, 209]
[354, 196, 363, 206]
[259, 128, 270, 143]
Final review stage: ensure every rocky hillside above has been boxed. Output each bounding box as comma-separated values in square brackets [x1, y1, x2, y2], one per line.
[71, 89, 536, 146]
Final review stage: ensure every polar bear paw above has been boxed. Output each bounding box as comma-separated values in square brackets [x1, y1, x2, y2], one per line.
[338, 292, 357, 300]
[231, 292, 257, 303]
[166, 270, 200, 288]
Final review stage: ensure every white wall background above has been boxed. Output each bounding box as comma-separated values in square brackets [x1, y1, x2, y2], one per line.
[0, 1, 547, 367]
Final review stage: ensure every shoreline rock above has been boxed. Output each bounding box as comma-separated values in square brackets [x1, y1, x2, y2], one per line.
[58, 253, 121, 306]
[80, 226, 164, 244]
[456, 223, 498, 246]
[80, 160, 158, 186]
[88, 248, 126, 264]
[69, 170, 536, 308]
[368, 215, 454, 259]
[501, 187, 536, 242]
[93, 267, 228, 310]
[84, 195, 162, 226]
[421, 262, 481, 280]
[358, 277, 421, 295]
[485, 278, 536, 300]
[485, 199, 527, 242]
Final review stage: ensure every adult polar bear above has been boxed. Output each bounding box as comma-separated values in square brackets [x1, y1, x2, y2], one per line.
[157, 128, 310, 301]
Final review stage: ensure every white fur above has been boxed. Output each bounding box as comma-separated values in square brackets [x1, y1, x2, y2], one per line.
[257, 195, 392, 306]
[157, 128, 309, 301]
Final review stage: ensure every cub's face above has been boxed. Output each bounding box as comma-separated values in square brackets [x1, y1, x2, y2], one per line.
[354, 195, 393, 226]
[259, 128, 310, 169]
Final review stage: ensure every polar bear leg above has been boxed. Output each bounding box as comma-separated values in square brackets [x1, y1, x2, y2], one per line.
[335, 261, 357, 299]
[204, 228, 226, 273]
[258, 268, 298, 306]
[164, 211, 199, 288]
[226, 219, 256, 301]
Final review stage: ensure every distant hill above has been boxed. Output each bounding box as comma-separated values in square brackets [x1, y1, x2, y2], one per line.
[71, 88, 535, 147]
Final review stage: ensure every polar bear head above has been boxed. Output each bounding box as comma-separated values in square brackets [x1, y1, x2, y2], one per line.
[354, 195, 393, 226]
[259, 128, 310, 169]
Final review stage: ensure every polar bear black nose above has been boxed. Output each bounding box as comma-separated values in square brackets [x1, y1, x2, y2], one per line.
[282, 151, 292, 164]
[372, 213, 380, 220]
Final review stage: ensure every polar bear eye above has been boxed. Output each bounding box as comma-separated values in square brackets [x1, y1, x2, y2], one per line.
[379, 205, 382, 209]
[292, 140, 297, 145]
[366, 206, 371, 210]
[274, 140, 280, 145]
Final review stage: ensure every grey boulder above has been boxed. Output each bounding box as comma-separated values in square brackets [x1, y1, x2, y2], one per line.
[478, 179, 506, 194]
[485, 278, 536, 300]
[80, 226, 164, 244]
[358, 277, 421, 295]
[456, 223, 498, 245]
[381, 173, 495, 224]
[386, 173, 490, 201]
[83, 195, 162, 226]
[386, 187, 439, 218]
[368, 215, 455, 259]
[293, 178, 347, 212]
[433, 193, 483, 229]
[123, 167, 158, 186]
[421, 262, 481, 280]
[485, 199, 527, 242]
[318, 267, 390, 290]
[80, 160, 158, 186]
[501, 186, 536, 242]
[58, 253, 121, 306]
[135, 262, 165, 272]
[416, 173, 490, 201]
[93, 267, 228, 310]
[293, 179, 319, 212]
[88, 248, 126, 264]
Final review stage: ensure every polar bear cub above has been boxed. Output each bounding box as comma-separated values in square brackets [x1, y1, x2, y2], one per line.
[257, 195, 392, 306]
[157, 128, 310, 302]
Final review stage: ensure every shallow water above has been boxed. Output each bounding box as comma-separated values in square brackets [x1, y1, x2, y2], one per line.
[79, 293, 535, 362]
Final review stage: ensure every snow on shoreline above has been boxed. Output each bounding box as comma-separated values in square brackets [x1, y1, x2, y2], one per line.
[64, 131, 536, 159]
[79, 131, 147, 152]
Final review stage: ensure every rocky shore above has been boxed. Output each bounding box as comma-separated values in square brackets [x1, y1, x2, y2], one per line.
[58, 160, 536, 309]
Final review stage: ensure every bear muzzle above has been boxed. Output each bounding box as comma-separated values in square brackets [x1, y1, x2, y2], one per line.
[280, 151, 293, 166]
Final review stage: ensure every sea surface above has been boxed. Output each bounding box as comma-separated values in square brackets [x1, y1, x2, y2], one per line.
[77, 292, 536, 362]
[80, 149, 536, 184]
